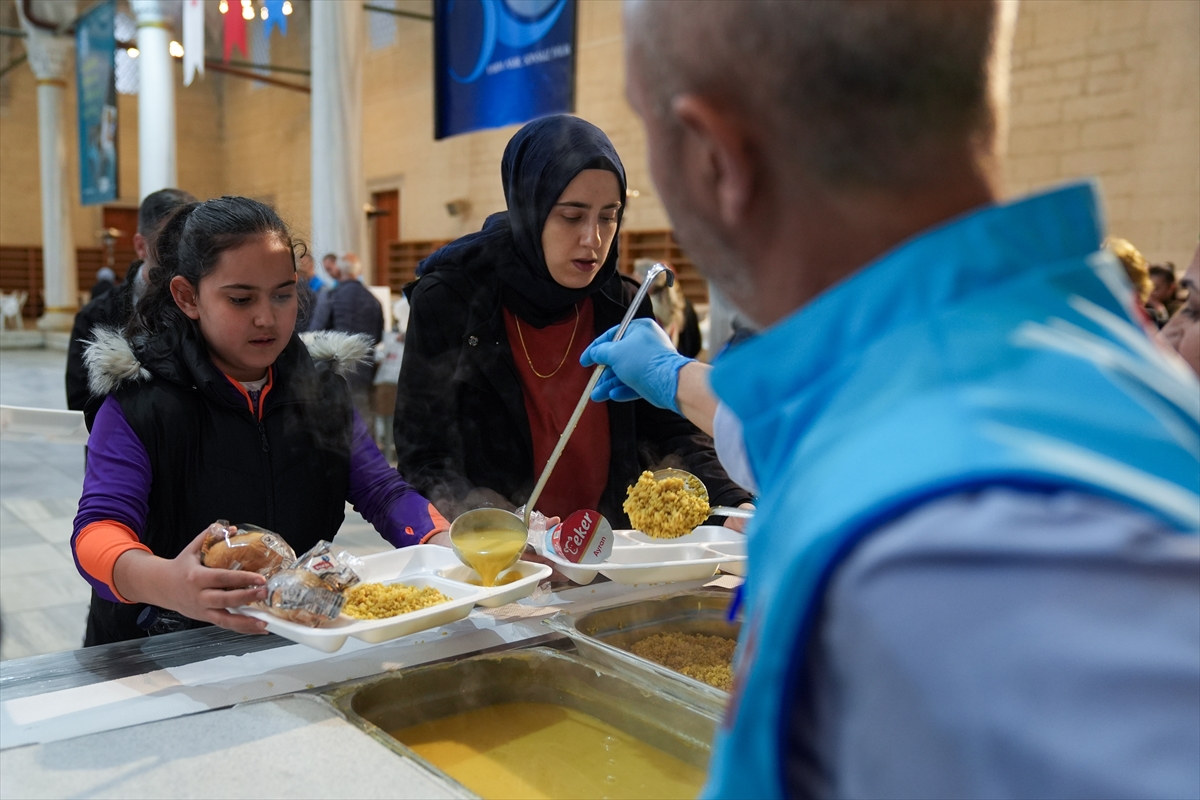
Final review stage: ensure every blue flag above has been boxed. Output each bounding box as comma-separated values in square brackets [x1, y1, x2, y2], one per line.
[263, 0, 288, 38]
[75, 0, 118, 205]
[434, 0, 576, 140]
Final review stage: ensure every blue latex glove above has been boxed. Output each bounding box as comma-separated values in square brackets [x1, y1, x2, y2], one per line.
[580, 318, 692, 413]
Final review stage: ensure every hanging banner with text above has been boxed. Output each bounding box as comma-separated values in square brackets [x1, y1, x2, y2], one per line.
[434, 0, 576, 140]
[75, 0, 118, 206]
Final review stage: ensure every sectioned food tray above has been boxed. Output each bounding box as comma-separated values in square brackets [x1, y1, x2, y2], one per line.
[539, 530, 747, 585]
[234, 545, 552, 652]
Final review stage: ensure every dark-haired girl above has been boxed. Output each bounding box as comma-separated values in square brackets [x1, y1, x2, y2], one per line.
[394, 115, 750, 523]
[72, 196, 447, 646]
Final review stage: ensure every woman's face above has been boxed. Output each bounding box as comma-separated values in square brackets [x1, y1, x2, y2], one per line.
[541, 169, 622, 289]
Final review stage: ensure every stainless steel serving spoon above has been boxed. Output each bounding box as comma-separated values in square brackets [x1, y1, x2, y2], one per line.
[651, 468, 755, 520]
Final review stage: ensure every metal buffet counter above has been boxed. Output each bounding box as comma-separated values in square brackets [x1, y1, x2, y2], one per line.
[0, 575, 742, 799]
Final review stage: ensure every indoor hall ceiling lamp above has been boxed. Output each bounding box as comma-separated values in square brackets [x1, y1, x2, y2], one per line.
[242, 0, 255, 22]
[169, 40, 184, 58]
[282, 1, 293, 14]
[127, 46, 139, 58]
[218, 0, 229, 13]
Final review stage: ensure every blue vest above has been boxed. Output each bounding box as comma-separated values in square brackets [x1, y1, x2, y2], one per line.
[705, 183, 1200, 799]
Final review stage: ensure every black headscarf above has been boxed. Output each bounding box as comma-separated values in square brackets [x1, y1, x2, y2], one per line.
[418, 115, 627, 327]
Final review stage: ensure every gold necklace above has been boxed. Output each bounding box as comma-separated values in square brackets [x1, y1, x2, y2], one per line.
[514, 304, 580, 379]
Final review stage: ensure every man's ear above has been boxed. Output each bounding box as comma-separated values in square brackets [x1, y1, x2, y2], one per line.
[133, 232, 148, 261]
[170, 275, 201, 320]
[672, 94, 756, 228]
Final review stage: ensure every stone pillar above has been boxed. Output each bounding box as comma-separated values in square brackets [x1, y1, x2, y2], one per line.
[311, 0, 366, 272]
[130, 0, 177, 200]
[18, 1, 79, 332]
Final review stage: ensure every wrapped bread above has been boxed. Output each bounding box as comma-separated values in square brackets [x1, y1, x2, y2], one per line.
[263, 569, 346, 627]
[200, 521, 296, 577]
[291, 540, 363, 591]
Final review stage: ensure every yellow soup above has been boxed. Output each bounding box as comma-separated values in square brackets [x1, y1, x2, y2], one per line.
[392, 702, 705, 800]
[453, 528, 526, 587]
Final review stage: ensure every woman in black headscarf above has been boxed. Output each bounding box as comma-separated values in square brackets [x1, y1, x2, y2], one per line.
[393, 115, 751, 523]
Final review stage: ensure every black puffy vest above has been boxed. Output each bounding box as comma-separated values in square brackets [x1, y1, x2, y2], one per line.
[84, 330, 354, 645]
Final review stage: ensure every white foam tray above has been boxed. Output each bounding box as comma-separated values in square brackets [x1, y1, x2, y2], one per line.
[541, 527, 748, 585]
[234, 545, 552, 652]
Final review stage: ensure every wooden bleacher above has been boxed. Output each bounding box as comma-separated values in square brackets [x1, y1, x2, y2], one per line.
[0, 246, 138, 318]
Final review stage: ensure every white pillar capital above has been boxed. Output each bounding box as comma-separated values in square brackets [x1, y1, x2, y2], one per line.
[17, 2, 75, 83]
[129, 0, 169, 27]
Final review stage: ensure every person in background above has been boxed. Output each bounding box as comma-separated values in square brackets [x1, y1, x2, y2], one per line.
[394, 115, 750, 524]
[320, 252, 338, 290]
[1104, 236, 1153, 307]
[90, 267, 117, 301]
[72, 197, 446, 645]
[294, 252, 317, 331]
[67, 188, 197, 425]
[633, 258, 703, 358]
[1158, 245, 1200, 376]
[308, 253, 384, 421]
[1146, 261, 1182, 327]
[590, 2, 1200, 797]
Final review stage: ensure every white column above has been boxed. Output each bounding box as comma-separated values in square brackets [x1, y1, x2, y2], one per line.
[311, 0, 366, 268]
[130, 0, 177, 199]
[18, 2, 79, 332]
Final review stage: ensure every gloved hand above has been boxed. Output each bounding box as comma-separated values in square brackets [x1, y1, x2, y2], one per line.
[580, 319, 692, 413]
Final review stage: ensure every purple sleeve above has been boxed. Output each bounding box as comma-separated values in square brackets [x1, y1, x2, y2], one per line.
[345, 410, 444, 548]
[71, 395, 152, 602]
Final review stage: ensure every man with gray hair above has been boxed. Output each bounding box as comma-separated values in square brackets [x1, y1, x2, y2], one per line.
[581, 1, 1200, 796]
[309, 253, 384, 420]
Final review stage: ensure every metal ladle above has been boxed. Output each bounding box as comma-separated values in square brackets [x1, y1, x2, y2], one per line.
[448, 263, 678, 564]
[651, 468, 755, 520]
[522, 262, 677, 528]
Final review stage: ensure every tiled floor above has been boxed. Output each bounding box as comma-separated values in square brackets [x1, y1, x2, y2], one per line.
[0, 348, 392, 661]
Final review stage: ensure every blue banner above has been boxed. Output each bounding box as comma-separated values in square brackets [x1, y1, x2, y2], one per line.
[434, 0, 576, 140]
[75, 0, 118, 206]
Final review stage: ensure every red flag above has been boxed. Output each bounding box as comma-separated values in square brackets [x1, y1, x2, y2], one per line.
[223, 6, 247, 61]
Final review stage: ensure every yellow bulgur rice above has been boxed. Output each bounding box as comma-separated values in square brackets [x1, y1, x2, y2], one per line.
[342, 582, 450, 620]
[629, 632, 736, 691]
[623, 470, 710, 538]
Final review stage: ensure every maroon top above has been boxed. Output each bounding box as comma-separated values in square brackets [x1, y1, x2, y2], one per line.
[503, 298, 611, 519]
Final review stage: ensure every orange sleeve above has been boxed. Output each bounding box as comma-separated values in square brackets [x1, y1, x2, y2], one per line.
[75, 521, 152, 604]
[419, 503, 450, 544]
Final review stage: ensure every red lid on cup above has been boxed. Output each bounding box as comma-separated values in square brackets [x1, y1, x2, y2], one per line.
[551, 509, 614, 564]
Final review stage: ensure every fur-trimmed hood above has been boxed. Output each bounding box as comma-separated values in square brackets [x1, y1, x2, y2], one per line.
[84, 327, 373, 399]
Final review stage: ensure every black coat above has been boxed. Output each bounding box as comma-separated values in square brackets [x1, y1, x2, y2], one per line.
[84, 327, 355, 645]
[67, 261, 140, 422]
[309, 279, 384, 346]
[394, 268, 751, 523]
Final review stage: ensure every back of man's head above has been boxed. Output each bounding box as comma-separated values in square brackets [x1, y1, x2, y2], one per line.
[138, 188, 197, 236]
[341, 253, 363, 280]
[627, 0, 1013, 191]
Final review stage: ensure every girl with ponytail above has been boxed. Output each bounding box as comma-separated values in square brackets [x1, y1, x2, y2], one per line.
[72, 196, 448, 645]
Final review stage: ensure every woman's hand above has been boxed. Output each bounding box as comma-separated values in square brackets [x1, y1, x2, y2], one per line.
[722, 503, 755, 534]
[112, 529, 270, 635]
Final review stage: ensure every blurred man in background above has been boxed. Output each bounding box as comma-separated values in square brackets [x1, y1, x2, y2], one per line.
[309, 253, 384, 420]
[66, 188, 196, 425]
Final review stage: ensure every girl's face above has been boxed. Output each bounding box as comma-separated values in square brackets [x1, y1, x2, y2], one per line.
[541, 169, 622, 290]
[170, 234, 297, 382]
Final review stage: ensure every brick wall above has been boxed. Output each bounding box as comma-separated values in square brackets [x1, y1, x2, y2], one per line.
[1005, 0, 1200, 268]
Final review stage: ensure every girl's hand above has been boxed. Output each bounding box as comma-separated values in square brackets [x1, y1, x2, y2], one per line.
[722, 503, 755, 534]
[113, 529, 270, 635]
